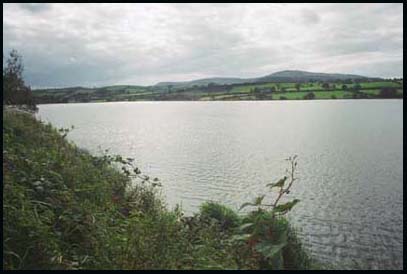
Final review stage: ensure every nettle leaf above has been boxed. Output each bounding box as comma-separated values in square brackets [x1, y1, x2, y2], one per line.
[273, 199, 300, 214]
[255, 241, 287, 259]
[266, 176, 287, 189]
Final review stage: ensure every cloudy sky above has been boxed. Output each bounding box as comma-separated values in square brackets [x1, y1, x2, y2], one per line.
[3, 3, 403, 88]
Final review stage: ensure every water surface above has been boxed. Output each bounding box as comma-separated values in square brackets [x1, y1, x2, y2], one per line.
[37, 100, 403, 269]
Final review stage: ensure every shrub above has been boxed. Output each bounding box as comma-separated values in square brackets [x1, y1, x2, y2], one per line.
[199, 202, 241, 230]
[232, 156, 312, 270]
[352, 92, 368, 99]
[303, 92, 315, 100]
[379, 87, 400, 98]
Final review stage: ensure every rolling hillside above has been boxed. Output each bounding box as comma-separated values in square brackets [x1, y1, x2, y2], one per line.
[155, 70, 374, 89]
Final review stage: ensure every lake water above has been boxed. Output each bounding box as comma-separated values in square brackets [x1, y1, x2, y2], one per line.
[37, 100, 403, 270]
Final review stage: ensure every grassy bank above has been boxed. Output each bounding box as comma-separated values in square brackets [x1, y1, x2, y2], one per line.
[3, 110, 318, 270]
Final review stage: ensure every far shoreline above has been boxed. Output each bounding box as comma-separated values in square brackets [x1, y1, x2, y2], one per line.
[35, 97, 404, 106]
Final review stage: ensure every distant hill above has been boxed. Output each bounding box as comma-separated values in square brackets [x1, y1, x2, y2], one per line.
[256, 70, 370, 83]
[155, 70, 375, 88]
[155, 77, 251, 88]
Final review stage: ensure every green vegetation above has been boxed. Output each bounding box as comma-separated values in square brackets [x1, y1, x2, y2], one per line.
[199, 201, 241, 230]
[33, 79, 403, 103]
[3, 111, 318, 270]
[3, 50, 37, 110]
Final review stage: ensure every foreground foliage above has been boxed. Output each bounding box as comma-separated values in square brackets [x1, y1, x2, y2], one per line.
[3, 111, 317, 269]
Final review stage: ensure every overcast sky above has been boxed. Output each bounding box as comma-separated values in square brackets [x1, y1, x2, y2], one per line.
[3, 3, 403, 88]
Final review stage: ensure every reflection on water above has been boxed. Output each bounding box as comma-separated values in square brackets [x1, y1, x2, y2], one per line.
[37, 100, 403, 269]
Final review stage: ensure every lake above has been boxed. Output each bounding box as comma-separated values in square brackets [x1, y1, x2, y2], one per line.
[37, 100, 403, 270]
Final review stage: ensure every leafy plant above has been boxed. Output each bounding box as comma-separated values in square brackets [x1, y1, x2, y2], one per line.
[199, 201, 240, 230]
[235, 155, 303, 269]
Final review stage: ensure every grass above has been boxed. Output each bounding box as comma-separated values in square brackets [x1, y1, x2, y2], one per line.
[3, 110, 317, 270]
[230, 82, 299, 93]
[359, 81, 401, 88]
[276, 90, 352, 99]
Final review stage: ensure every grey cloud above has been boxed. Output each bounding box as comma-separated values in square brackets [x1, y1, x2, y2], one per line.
[2, 3, 403, 88]
[301, 9, 320, 25]
[18, 3, 52, 13]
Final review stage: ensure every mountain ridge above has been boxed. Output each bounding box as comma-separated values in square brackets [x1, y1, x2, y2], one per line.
[155, 70, 375, 88]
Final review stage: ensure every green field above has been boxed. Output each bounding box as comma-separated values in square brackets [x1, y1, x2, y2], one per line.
[277, 90, 354, 100]
[33, 79, 403, 104]
[359, 81, 401, 88]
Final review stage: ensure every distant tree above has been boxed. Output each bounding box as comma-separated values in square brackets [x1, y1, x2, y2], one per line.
[342, 84, 348, 90]
[331, 95, 337, 99]
[279, 96, 287, 100]
[3, 49, 36, 110]
[352, 84, 362, 92]
[321, 82, 329, 90]
[167, 85, 173, 93]
[303, 92, 315, 100]
[253, 87, 260, 94]
[295, 83, 301, 92]
[256, 93, 267, 100]
[379, 87, 399, 98]
[224, 85, 232, 93]
[352, 92, 368, 99]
